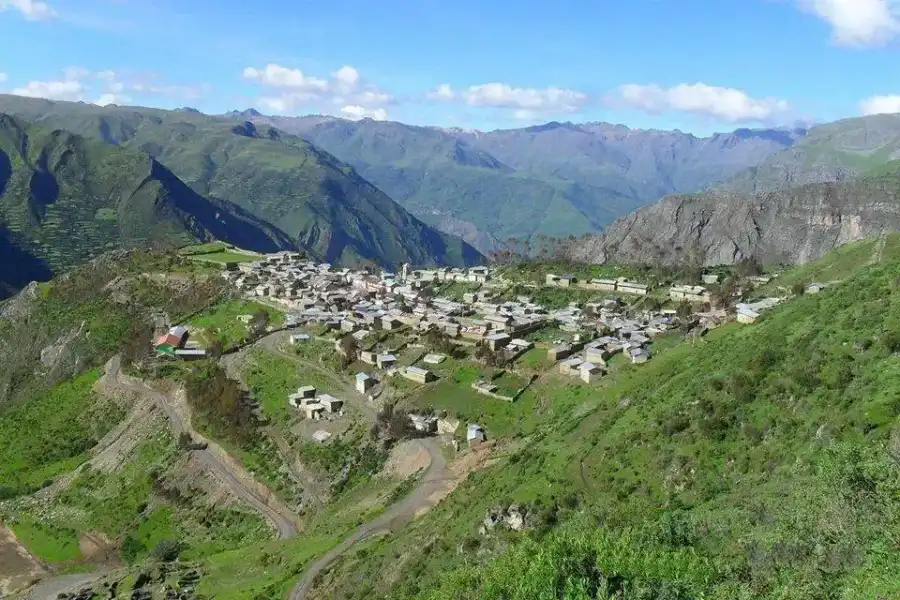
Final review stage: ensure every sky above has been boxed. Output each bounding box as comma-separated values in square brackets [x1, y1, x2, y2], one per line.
[1, 0, 899, 134]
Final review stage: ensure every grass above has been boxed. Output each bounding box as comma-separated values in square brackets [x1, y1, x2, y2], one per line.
[292, 239, 900, 600]
[0, 369, 123, 499]
[189, 299, 285, 347]
[188, 250, 262, 264]
[5, 428, 271, 567]
[7, 515, 83, 563]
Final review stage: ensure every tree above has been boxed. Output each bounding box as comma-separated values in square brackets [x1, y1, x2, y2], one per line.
[339, 335, 358, 368]
[791, 281, 807, 297]
[475, 344, 501, 367]
[248, 310, 270, 337]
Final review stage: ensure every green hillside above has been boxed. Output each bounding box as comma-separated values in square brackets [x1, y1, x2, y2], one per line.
[4, 238, 900, 600]
[298, 238, 900, 600]
[0, 114, 295, 296]
[726, 114, 900, 193]
[0, 96, 482, 269]
[275, 118, 638, 252]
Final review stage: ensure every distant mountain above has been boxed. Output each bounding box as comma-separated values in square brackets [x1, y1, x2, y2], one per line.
[723, 114, 900, 193]
[0, 113, 294, 296]
[0, 96, 481, 269]
[256, 114, 803, 253]
[567, 168, 900, 267]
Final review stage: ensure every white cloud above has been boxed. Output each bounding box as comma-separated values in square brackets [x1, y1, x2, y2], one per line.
[0, 72, 7, 83]
[12, 79, 84, 101]
[427, 84, 455, 101]
[340, 105, 388, 120]
[243, 63, 393, 115]
[243, 64, 328, 92]
[0, 0, 57, 20]
[611, 82, 790, 123]
[800, 0, 900, 46]
[462, 83, 587, 113]
[860, 94, 900, 115]
[6, 67, 205, 105]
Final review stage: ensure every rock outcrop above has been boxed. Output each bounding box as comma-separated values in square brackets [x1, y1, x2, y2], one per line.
[568, 174, 900, 267]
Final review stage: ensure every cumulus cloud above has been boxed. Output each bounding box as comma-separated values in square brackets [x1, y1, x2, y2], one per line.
[340, 105, 388, 120]
[0, 0, 57, 20]
[426, 82, 588, 120]
[426, 84, 455, 101]
[12, 79, 83, 101]
[800, 0, 900, 46]
[610, 82, 790, 124]
[860, 94, 900, 115]
[243, 63, 393, 115]
[6, 67, 205, 105]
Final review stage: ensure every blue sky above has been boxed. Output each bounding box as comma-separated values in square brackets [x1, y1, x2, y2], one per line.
[1, 0, 899, 134]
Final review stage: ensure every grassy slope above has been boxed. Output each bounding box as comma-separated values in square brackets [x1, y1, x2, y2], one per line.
[0, 114, 295, 296]
[0, 96, 482, 269]
[297, 238, 900, 600]
[726, 114, 900, 193]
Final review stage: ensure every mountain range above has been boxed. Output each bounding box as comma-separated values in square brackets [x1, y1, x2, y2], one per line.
[248, 113, 807, 252]
[569, 113, 900, 266]
[0, 96, 484, 296]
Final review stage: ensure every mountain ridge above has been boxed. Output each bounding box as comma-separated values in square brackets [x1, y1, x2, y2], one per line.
[0, 95, 482, 269]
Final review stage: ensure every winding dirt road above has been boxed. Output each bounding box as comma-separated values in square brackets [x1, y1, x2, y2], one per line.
[105, 356, 301, 539]
[288, 437, 455, 600]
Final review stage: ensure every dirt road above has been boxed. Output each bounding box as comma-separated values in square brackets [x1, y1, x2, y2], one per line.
[104, 357, 301, 539]
[288, 437, 455, 600]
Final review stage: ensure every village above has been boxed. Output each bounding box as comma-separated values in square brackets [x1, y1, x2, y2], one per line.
[145, 250, 800, 451]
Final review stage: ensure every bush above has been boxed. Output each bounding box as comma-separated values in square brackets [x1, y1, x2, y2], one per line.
[150, 539, 182, 562]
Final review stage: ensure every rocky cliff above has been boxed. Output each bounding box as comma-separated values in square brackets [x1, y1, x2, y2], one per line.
[568, 173, 900, 266]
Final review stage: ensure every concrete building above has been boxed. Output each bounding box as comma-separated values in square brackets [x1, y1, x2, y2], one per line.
[356, 372, 376, 394]
[403, 366, 436, 384]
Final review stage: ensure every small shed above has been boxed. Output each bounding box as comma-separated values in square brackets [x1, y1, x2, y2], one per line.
[467, 423, 486, 446]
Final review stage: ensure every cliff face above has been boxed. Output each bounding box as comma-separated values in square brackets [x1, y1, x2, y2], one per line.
[569, 175, 900, 266]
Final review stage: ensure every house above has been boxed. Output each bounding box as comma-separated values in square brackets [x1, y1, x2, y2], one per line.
[381, 316, 402, 330]
[591, 278, 618, 292]
[289, 333, 311, 345]
[806, 283, 827, 294]
[548, 344, 572, 361]
[485, 332, 512, 351]
[340, 319, 359, 333]
[376, 354, 397, 369]
[545, 274, 576, 288]
[702, 273, 721, 285]
[156, 325, 189, 350]
[736, 306, 760, 324]
[360, 350, 377, 365]
[559, 357, 584, 374]
[423, 353, 447, 365]
[303, 402, 326, 420]
[584, 347, 609, 366]
[288, 386, 317, 407]
[580, 362, 603, 383]
[410, 414, 438, 433]
[467, 423, 486, 446]
[629, 348, 651, 364]
[472, 379, 499, 394]
[508, 338, 534, 352]
[317, 394, 344, 413]
[356, 372, 376, 394]
[174, 348, 207, 360]
[403, 366, 436, 384]
[669, 285, 710, 302]
[484, 313, 513, 329]
[312, 430, 332, 443]
[617, 280, 649, 296]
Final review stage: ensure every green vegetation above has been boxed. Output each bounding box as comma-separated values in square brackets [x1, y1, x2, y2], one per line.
[0, 370, 121, 499]
[0, 114, 293, 297]
[305, 239, 900, 600]
[190, 299, 284, 347]
[0, 97, 483, 269]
